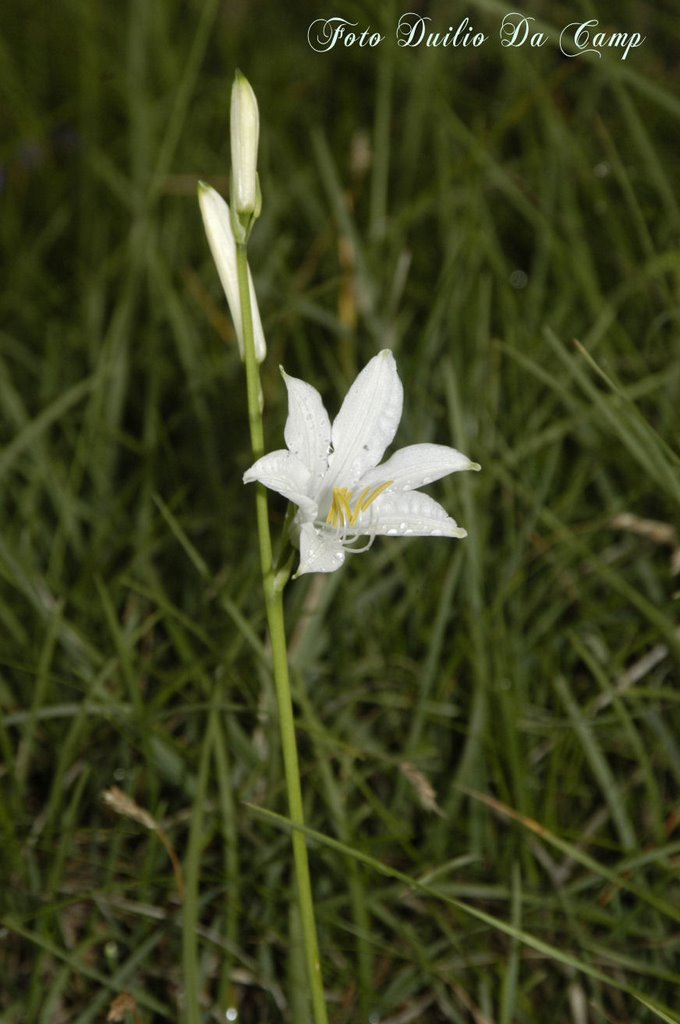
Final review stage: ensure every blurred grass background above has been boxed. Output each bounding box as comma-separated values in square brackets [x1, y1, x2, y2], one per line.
[1, 0, 680, 1020]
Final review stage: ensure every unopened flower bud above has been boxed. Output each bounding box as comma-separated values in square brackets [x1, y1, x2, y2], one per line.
[198, 182, 267, 362]
[230, 70, 260, 231]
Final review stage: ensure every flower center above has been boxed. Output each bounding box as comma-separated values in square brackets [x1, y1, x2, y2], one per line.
[326, 481, 393, 530]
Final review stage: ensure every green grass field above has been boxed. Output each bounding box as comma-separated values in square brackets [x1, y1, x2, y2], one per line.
[1, 1, 679, 1020]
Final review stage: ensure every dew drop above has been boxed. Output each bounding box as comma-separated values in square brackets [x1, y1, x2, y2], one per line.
[399, 522, 407, 531]
[431, 529, 441, 537]
[225, 1010, 238, 1022]
[387, 528, 398, 536]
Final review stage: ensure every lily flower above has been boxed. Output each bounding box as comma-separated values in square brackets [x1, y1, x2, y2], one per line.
[243, 349, 480, 576]
[197, 182, 267, 362]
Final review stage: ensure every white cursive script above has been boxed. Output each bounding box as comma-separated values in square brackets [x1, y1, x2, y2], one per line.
[559, 20, 645, 61]
[307, 17, 384, 53]
[499, 13, 547, 48]
[396, 13, 488, 48]
[306, 14, 646, 62]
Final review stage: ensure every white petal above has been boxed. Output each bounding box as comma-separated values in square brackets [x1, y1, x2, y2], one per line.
[243, 450, 317, 516]
[359, 443, 480, 493]
[296, 522, 346, 576]
[281, 369, 331, 489]
[197, 183, 267, 362]
[327, 350, 403, 490]
[359, 491, 467, 538]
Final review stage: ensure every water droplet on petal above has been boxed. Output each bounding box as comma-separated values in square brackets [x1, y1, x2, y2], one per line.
[431, 529, 441, 537]
[387, 528, 398, 536]
[399, 522, 407, 531]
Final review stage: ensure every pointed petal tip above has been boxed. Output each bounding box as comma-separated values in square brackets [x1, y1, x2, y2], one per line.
[197, 182, 231, 229]
[469, 461, 482, 472]
[197, 180, 224, 207]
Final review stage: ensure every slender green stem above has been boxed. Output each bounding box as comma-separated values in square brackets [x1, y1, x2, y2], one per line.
[235, 241, 328, 1024]
[183, 706, 214, 1024]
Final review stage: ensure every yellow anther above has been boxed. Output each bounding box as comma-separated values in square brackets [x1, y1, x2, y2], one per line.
[326, 481, 393, 529]
[326, 487, 352, 528]
[352, 480, 393, 522]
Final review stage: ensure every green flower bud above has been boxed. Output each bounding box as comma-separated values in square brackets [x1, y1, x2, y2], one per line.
[230, 70, 260, 228]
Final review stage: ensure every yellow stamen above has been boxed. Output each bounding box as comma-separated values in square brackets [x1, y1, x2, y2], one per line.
[326, 481, 393, 530]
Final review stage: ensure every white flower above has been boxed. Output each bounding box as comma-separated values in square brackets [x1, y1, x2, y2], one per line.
[230, 70, 259, 218]
[197, 182, 267, 362]
[243, 349, 480, 576]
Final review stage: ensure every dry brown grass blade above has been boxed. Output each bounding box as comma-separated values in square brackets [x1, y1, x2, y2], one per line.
[102, 786, 185, 901]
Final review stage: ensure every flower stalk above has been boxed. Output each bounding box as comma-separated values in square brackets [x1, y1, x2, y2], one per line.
[235, 231, 329, 1022]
